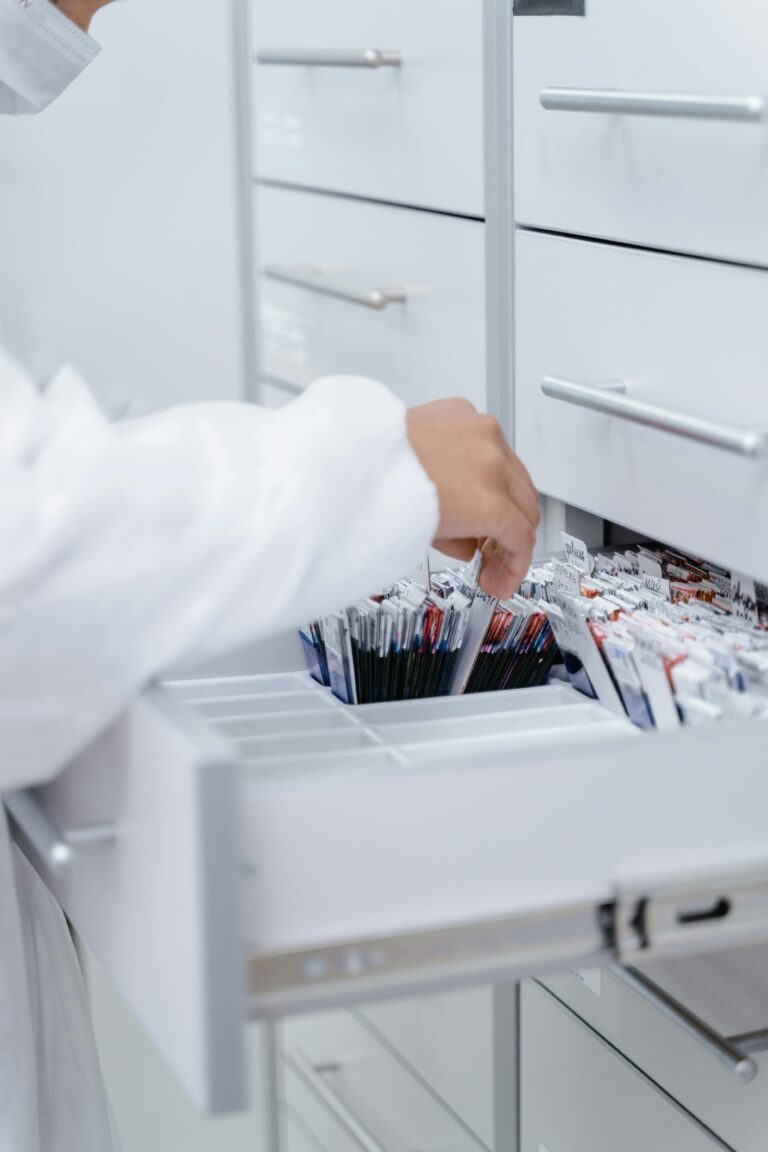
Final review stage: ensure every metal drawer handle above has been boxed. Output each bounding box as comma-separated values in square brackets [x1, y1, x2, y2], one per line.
[257, 48, 402, 70]
[612, 966, 758, 1084]
[286, 1050, 389, 1152]
[540, 87, 765, 122]
[264, 264, 407, 311]
[6, 789, 116, 875]
[542, 376, 768, 458]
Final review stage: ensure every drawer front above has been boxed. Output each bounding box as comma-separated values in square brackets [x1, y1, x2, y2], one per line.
[257, 186, 487, 409]
[514, 0, 768, 265]
[543, 954, 768, 1152]
[515, 230, 768, 579]
[521, 981, 727, 1152]
[281, 1104, 330, 1152]
[280, 1010, 485, 1152]
[356, 989, 494, 1149]
[251, 0, 484, 217]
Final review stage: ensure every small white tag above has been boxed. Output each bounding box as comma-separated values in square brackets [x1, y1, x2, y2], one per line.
[643, 573, 671, 601]
[638, 554, 663, 579]
[561, 532, 593, 575]
[553, 560, 582, 598]
[732, 574, 759, 625]
[574, 967, 602, 997]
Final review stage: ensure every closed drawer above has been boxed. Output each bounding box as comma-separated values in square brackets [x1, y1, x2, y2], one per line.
[257, 185, 486, 408]
[280, 1009, 486, 1152]
[520, 980, 727, 1152]
[281, 1103, 330, 1152]
[514, 0, 768, 266]
[251, 0, 484, 217]
[355, 989, 493, 1149]
[515, 230, 768, 579]
[543, 951, 768, 1152]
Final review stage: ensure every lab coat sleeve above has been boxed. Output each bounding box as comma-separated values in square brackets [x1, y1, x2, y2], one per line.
[0, 354, 438, 789]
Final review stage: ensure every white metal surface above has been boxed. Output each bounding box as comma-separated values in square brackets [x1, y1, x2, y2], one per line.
[255, 185, 486, 407]
[514, 0, 768, 267]
[281, 1009, 486, 1152]
[250, 0, 484, 216]
[520, 981, 726, 1152]
[516, 230, 768, 579]
[356, 989, 494, 1149]
[543, 961, 768, 1152]
[25, 690, 245, 1115]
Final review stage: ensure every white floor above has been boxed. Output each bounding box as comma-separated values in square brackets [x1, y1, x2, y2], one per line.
[83, 949, 271, 1152]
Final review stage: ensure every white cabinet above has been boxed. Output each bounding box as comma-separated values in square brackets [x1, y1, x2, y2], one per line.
[515, 229, 768, 579]
[279, 1009, 485, 1152]
[256, 186, 487, 408]
[520, 980, 726, 1152]
[514, 0, 768, 266]
[13, 648, 768, 1114]
[251, 0, 484, 217]
[543, 953, 768, 1152]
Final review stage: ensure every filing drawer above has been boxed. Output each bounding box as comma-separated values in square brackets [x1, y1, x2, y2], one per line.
[356, 989, 494, 1148]
[514, 0, 768, 266]
[281, 1104, 329, 1152]
[256, 185, 486, 408]
[251, 0, 484, 217]
[279, 1009, 485, 1152]
[520, 980, 727, 1152]
[542, 952, 768, 1152]
[515, 229, 768, 579]
[18, 660, 768, 1114]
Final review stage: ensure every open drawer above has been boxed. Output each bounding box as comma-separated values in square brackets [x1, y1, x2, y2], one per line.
[8, 640, 768, 1113]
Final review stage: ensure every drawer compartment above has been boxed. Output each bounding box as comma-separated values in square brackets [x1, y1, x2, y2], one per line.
[251, 0, 484, 217]
[521, 980, 726, 1152]
[256, 185, 486, 408]
[355, 988, 494, 1148]
[543, 951, 768, 1152]
[280, 1008, 485, 1152]
[514, 0, 768, 266]
[515, 230, 768, 578]
[18, 656, 768, 1114]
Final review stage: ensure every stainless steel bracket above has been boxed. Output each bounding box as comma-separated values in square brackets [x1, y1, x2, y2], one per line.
[613, 861, 768, 965]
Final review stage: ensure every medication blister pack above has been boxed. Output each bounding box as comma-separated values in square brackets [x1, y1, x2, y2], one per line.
[300, 536, 768, 729]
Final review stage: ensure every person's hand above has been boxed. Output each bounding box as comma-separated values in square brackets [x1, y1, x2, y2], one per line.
[406, 398, 540, 599]
[52, 0, 114, 33]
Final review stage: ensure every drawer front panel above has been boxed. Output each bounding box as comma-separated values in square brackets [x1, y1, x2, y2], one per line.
[281, 1010, 485, 1152]
[521, 981, 726, 1152]
[514, 0, 768, 265]
[356, 989, 494, 1148]
[543, 954, 768, 1152]
[257, 186, 487, 409]
[251, 0, 484, 216]
[516, 230, 768, 578]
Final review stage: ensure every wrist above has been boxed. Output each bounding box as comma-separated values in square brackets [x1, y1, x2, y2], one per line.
[52, 0, 111, 33]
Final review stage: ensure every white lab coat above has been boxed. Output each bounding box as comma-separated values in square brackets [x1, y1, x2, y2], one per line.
[0, 345, 438, 1151]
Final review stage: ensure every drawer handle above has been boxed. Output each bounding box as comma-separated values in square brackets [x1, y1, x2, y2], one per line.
[286, 1050, 389, 1152]
[257, 48, 402, 70]
[540, 87, 765, 122]
[6, 789, 116, 875]
[264, 264, 407, 311]
[612, 966, 758, 1084]
[542, 376, 767, 457]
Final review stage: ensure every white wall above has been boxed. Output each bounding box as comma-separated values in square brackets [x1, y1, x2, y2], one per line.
[0, 0, 248, 413]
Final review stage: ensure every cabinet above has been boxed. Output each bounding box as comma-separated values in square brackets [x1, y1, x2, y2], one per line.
[250, 0, 484, 217]
[514, 0, 768, 266]
[520, 981, 728, 1152]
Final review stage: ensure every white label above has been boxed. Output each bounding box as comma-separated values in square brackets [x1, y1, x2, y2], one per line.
[732, 573, 760, 625]
[262, 304, 309, 368]
[553, 560, 582, 598]
[561, 532, 593, 575]
[643, 574, 671, 601]
[258, 109, 304, 151]
[574, 967, 602, 997]
[638, 554, 663, 579]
